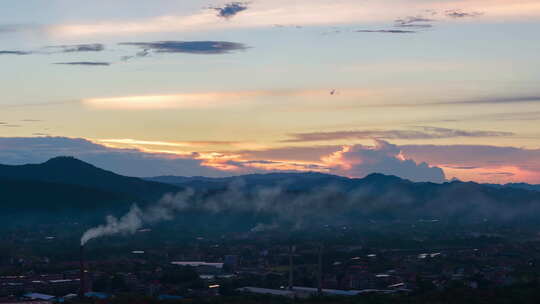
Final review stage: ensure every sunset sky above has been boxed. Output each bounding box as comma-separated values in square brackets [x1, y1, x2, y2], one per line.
[1, 0, 539, 183]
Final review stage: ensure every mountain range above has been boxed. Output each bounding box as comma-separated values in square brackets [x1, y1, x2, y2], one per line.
[146, 173, 540, 193]
[1, 157, 540, 228]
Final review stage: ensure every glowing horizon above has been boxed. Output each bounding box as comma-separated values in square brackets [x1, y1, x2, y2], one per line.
[1, 0, 539, 183]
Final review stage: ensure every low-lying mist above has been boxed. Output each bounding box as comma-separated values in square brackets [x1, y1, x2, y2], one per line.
[81, 178, 540, 245]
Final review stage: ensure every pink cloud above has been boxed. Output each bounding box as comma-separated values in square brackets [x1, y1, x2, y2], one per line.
[322, 140, 446, 183]
[401, 145, 540, 184]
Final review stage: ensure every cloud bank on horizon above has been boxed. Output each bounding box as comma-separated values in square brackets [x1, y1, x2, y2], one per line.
[0, 136, 539, 184]
[323, 140, 446, 183]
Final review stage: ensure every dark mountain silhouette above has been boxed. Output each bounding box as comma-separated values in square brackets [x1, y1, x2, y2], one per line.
[145, 172, 351, 190]
[486, 182, 540, 192]
[148, 172, 540, 194]
[147, 172, 540, 224]
[0, 178, 126, 212]
[0, 156, 179, 201]
[0, 177, 133, 226]
[1, 157, 540, 229]
[146, 172, 438, 194]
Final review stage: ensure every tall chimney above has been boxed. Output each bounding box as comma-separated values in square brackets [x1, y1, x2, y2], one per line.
[79, 245, 88, 297]
[288, 245, 294, 290]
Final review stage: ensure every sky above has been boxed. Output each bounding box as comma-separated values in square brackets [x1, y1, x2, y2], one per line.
[1, 0, 539, 184]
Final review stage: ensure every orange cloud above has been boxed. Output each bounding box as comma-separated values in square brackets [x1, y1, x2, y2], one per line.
[98, 138, 242, 148]
[401, 144, 540, 184]
[82, 89, 371, 110]
[83, 92, 255, 110]
[321, 140, 446, 182]
[236, 142, 540, 184]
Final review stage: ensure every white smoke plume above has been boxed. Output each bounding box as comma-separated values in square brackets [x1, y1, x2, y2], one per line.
[81, 174, 530, 245]
[80, 189, 195, 245]
[80, 181, 360, 245]
[81, 205, 143, 245]
[250, 222, 279, 232]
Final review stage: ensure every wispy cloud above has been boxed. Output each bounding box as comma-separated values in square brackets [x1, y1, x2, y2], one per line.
[46, 43, 105, 53]
[445, 96, 540, 105]
[121, 48, 150, 62]
[283, 126, 513, 142]
[54, 61, 110, 66]
[445, 9, 484, 18]
[0, 50, 32, 55]
[83, 92, 261, 110]
[98, 138, 242, 148]
[82, 88, 368, 110]
[356, 29, 416, 34]
[119, 41, 248, 55]
[0, 43, 104, 56]
[237, 145, 342, 163]
[212, 2, 249, 19]
[353, 95, 540, 109]
[48, 0, 540, 37]
[459, 111, 540, 122]
[355, 12, 435, 34]
[0, 101, 72, 109]
[394, 16, 435, 28]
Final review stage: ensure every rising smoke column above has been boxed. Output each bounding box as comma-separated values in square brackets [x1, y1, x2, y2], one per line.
[80, 181, 365, 245]
[81, 178, 408, 245]
[80, 174, 540, 244]
[80, 205, 143, 245]
[80, 189, 195, 245]
[80, 181, 361, 245]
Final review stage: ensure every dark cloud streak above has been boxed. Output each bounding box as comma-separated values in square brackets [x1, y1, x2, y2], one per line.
[119, 41, 248, 54]
[1, 43, 104, 56]
[46, 43, 105, 53]
[394, 16, 435, 28]
[0, 50, 32, 55]
[445, 96, 540, 105]
[356, 29, 416, 34]
[283, 127, 513, 142]
[213, 2, 249, 19]
[54, 61, 111, 66]
[446, 10, 484, 18]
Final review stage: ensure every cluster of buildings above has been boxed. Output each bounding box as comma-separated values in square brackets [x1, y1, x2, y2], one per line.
[0, 273, 80, 298]
[0, 236, 539, 303]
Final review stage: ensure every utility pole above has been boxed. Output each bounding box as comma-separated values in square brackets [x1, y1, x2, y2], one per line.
[317, 243, 323, 296]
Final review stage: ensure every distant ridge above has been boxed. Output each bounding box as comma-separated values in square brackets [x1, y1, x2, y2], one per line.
[146, 172, 425, 191]
[0, 156, 179, 200]
[147, 172, 540, 192]
[486, 182, 540, 192]
[1, 157, 540, 228]
[145, 172, 540, 224]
